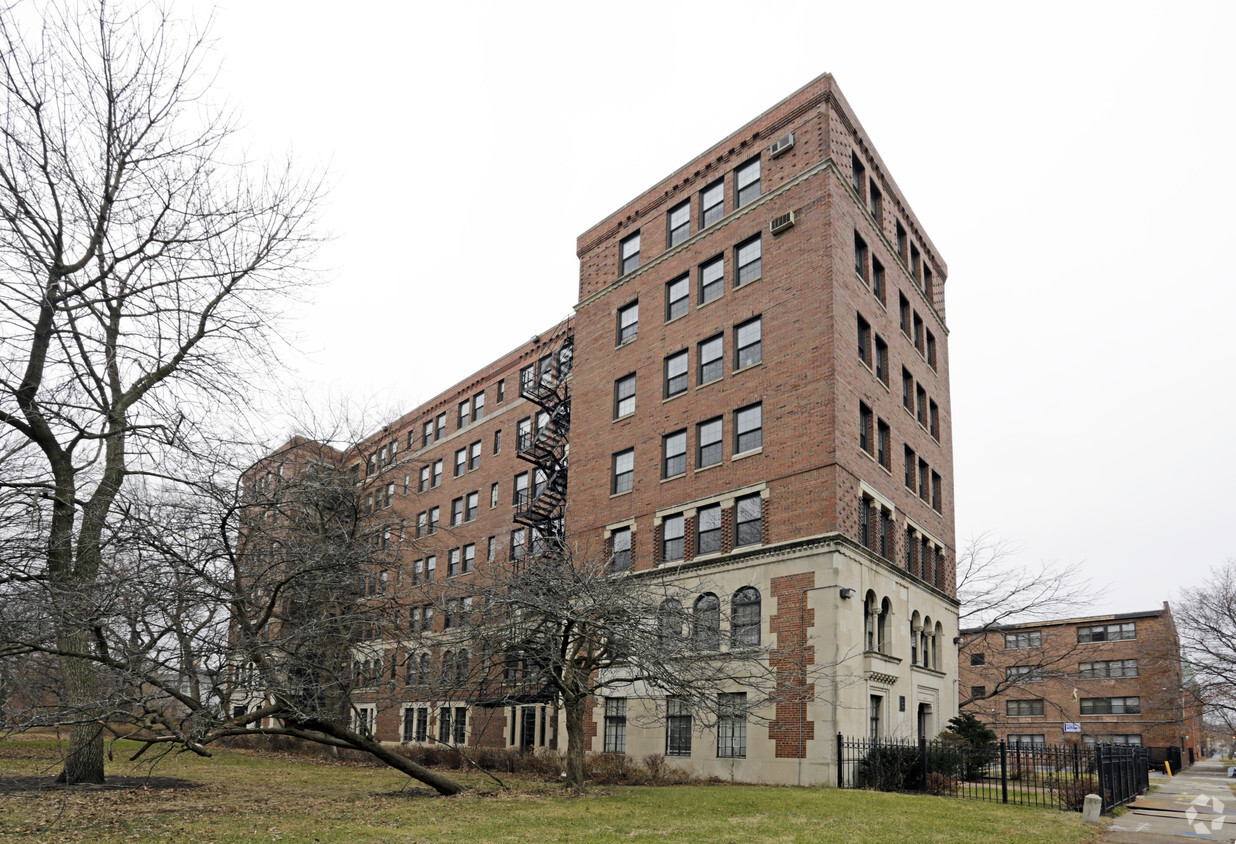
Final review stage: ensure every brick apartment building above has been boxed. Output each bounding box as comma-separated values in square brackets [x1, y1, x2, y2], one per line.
[247, 73, 958, 786]
[960, 605, 1204, 765]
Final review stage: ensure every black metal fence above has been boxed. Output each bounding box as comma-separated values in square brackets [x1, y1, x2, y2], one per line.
[837, 733, 1149, 814]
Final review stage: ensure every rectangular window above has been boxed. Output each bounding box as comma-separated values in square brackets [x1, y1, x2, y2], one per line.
[469, 441, 482, 471]
[902, 368, 913, 412]
[876, 420, 890, 470]
[612, 449, 634, 495]
[1078, 622, 1137, 642]
[1008, 734, 1046, 748]
[916, 385, 927, 426]
[510, 528, 526, 560]
[926, 331, 937, 369]
[735, 235, 761, 285]
[899, 294, 911, 336]
[929, 400, 939, 439]
[666, 698, 692, 757]
[666, 275, 689, 321]
[701, 179, 724, 227]
[520, 363, 535, 393]
[735, 493, 762, 547]
[454, 448, 466, 478]
[875, 336, 888, 384]
[699, 256, 724, 304]
[924, 265, 934, 298]
[860, 403, 873, 454]
[1006, 699, 1045, 717]
[869, 181, 882, 222]
[422, 421, 433, 448]
[857, 314, 871, 365]
[698, 334, 723, 384]
[662, 513, 684, 561]
[617, 300, 639, 345]
[494, 429, 502, 455]
[664, 350, 688, 398]
[697, 503, 721, 555]
[424, 555, 437, 584]
[614, 373, 636, 418]
[896, 220, 907, 262]
[697, 417, 722, 467]
[513, 471, 529, 506]
[735, 316, 761, 369]
[465, 491, 478, 521]
[971, 652, 986, 666]
[604, 698, 626, 753]
[1007, 666, 1044, 682]
[1004, 631, 1042, 649]
[913, 312, 924, 352]
[931, 471, 942, 512]
[1081, 697, 1140, 715]
[668, 200, 690, 247]
[918, 459, 930, 500]
[735, 157, 760, 207]
[735, 402, 762, 454]
[910, 242, 922, 284]
[458, 399, 470, 430]
[854, 232, 868, 281]
[462, 543, 474, 574]
[610, 526, 632, 572]
[497, 379, 505, 402]
[450, 497, 463, 527]
[870, 695, 881, 738]
[448, 548, 461, 577]
[431, 460, 441, 487]
[851, 151, 866, 197]
[435, 413, 446, 441]
[904, 445, 915, 489]
[516, 417, 531, 451]
[620, 232, 640, 275]
[662, 430, 687, 478]
[1079, 659, 1139, 679]
[717, 693, 747, 758]
[871, 258, 885, 303]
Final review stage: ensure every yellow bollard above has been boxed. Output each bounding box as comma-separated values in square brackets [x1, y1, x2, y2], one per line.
[1165, 761, 1172, 777]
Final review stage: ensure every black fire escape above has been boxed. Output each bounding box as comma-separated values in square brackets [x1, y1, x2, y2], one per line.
[513, 336, 572, 561]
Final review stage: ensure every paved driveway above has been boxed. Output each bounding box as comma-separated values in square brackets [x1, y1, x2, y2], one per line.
[1105, 756, 1236, 842]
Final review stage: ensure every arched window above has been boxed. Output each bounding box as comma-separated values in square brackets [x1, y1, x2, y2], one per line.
[693, 593, 720, 651]
[863, 590, 878, 652]
[879, 597, 892, 653]
[932, 621, 943, 669]
[910, 611, 921, 665]
[441, 650, 454, 682]
[732, 587, 761, 647]
[406, 653, 417, 686]
[920, 616, 932, 669]
[659, 599, 684, 648]
[456, 649, 469, 683]
[418, 654, 430, 685]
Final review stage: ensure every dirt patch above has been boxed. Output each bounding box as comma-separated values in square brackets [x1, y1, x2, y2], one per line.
[0, 775, 202, 795]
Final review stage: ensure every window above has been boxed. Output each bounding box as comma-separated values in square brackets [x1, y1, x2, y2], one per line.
[1007, 666, 1044, 682]
[874, 336, 888, 384]
[494, 429, 502, 454]
[497, 379, 505, 402]
[701, 179, 724, 227]
[617, 300, 639, 345]
[1008, 734, 1046, 748]
[926, 331, 937, 369]
[668, 200, 690, 247]
[970, 652, 986, 666]
[735, 316, 762, 369]
[1006, 699, 1045, 717]
[699, 256, 724, 304]
[717, 693, 747, 758]
[916, 386, 927, 426]
[465, 491, 478, 522]
[697, 417, 722, 467]
[462, 543, 474, 574]
[610, 527, 631, 572]
[694, 593, 720, 650]
[614, 373, 636, 418]
[1079, 659, 1139, 679]
[910, 243, 922, 284]
[422, 421, 433, 448]
[970, 686, 987, 700]
[664, 350, 688, 398]
[697, 503, 721, 555]
[931, 471, 942, 512]
[869, 695, 881, 739]
[458, 399, 470, 429]
[735, 157, 760, 207]
[510, 528, 526, 560]
[869, 181, 882, 222]
[516, 417, 531, 451]
[619, 232, 640, 275]
[1085, 735, 1142, 747]
[513, 471, 529, 506]
[895, 220, 907, 261]
[662, 430, 687, 478]
[1081, 697, 1140, 715]
[612, 449, 634, 495]
[699, 335, 723, 384]
[735, 402, 762, 453]
[876, 420, 890, 469]
[1077, 622, 1136, 643]
[872, 258, 885, 304]
[416, 512, 427, 538]
[454, 448, 466, 478]
[857, 314, 871, 365]
[666, 698, 692, 757]
[448, 548, 461, 577]
[487, 536, 495, 562]
[467, 441, 481, 471]
[520, 363, 534, 393]
[604, 698, 626, 752]
[451, 497, 463, 526]
[735, 494, 762, 547]
[424, 555, 436, 583]
[662, 513, 684, 561]
[735, 235, 761, 285]
[732, 587, 761, 647]
[850, 151, 865, 197]
[666, 275, 689, 321]
[1004, 631, 1042, 649]
[860, 403, 873, 454]
[432, 460, 442, 487]
[899, 294, 911, 336]
[384, 482, 394, 508]
[902, 368, 913, 411]
[929, 400, 939, 439]
[904, 445, 915, 489]
[854, 232, 868, 281]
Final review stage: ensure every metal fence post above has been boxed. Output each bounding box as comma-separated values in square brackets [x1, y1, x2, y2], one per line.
[836, 732, 844, 789]
[1095, 744, 1106, 813]
[1000, 740, 1008, 804]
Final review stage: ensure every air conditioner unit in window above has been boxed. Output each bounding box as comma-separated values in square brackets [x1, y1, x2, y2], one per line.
[770, 211, 795, 234]
[769, 133, 795, 158]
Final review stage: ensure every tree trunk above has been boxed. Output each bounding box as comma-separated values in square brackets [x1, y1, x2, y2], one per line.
[55, 630, 106, 784]
[308, 719, 466, 795]
[564, 695, 586, 790]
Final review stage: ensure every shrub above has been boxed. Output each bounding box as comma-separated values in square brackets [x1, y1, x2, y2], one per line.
[926, 771, 960, 795]
[1052, 779, 1101, 812]
[855, 744, 924, 791]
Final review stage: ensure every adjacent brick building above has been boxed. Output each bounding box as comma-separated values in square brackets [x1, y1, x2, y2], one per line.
[255, 73, 959, 785]
[960, 604, 1203, 765]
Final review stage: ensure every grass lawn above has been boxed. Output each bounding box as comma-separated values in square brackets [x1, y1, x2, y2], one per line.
[0, 737, 1105, 843]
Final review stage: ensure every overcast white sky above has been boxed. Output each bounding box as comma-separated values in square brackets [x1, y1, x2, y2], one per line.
[194, 0, 1234, 617]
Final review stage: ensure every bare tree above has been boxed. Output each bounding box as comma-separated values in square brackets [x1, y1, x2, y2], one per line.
[0, 1, 319, 783]
[955, 533, 1093, 708]
[1175, 559, 1236, 725]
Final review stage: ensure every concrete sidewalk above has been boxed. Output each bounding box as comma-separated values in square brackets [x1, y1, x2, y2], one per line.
[1104, 756, 1236, 842]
